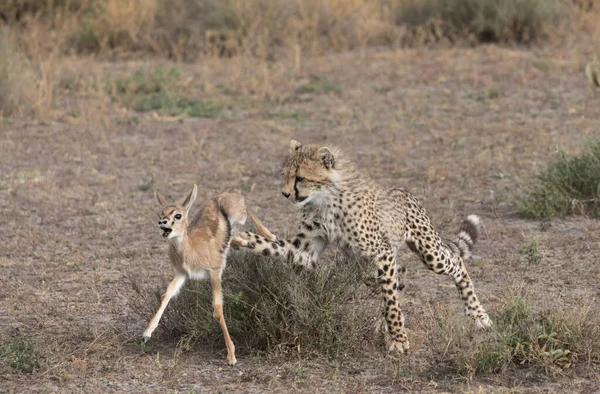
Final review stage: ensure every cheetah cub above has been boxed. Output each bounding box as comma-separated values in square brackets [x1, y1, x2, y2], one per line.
[143, 184, 277, 365]
[238, 140, 492, 355]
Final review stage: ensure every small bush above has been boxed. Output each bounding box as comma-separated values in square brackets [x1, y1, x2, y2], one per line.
[108, 68, 222, 118]
[426, 289, 600, 377]
[131, 251, 378, 359]
[518, 241, 542, 265]
[517, 136, 600, 219]
[0, 330, 42, 374]
[394, 0, 564, 44]
[296, 76, 341, 95]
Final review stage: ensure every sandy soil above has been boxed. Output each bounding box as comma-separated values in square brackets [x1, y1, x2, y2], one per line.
[1, 45, 599, 393]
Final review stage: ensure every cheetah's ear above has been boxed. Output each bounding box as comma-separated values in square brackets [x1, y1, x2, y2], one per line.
[317, 147, 335, 169]
[290, 140, 302, 153]
[155, 190, 169, 208]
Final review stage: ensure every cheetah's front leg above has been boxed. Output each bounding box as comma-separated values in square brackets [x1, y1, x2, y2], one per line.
[237, 230, 328, 270]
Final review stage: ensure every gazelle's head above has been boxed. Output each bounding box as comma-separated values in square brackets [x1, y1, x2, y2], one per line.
[154, 184, 197, 240]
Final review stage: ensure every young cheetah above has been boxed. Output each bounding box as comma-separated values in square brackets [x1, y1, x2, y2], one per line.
[238, 140, 492, 355]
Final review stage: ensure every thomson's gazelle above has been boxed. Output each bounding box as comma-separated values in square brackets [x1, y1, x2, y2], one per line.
[143, 184, 277, 365]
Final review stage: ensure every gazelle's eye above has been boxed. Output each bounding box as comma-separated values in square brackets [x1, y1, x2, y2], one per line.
[296, 176, 304, 182]
[174, 214, 182, 220]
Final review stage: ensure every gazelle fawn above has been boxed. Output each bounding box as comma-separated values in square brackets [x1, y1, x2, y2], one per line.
[143, 184, 277, 365]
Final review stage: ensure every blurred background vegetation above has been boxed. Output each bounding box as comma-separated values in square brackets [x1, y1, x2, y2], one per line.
[0, 0, 597, 60]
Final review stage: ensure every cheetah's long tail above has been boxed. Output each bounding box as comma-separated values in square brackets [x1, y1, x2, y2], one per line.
[447, 214, 480, 260]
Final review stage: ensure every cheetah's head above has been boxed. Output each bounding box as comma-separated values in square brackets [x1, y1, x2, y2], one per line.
[281, 140, 336, 206]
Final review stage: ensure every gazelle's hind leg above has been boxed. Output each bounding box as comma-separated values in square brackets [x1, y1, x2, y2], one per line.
[246, 206, 278, 243]
[143, 274, 186, 342]
[209, 268, 237, 366]
[231, 236, 255, 249]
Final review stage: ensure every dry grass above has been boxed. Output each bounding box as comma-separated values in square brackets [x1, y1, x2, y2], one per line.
[0, 29, 56, 118]
[1, 0, 598, 120]
[1, 0, 596, 62]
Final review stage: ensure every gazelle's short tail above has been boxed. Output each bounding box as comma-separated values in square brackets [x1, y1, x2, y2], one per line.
[447, 215, 480, 260]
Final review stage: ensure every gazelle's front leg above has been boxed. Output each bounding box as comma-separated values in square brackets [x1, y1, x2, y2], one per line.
[209, 268, 236, 366]
[142, 274, 186, 342]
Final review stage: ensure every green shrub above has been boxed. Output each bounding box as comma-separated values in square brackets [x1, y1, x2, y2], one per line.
[517, 136, 600, 219]
[131, 251, 378, 359]
[395, 0, 564, 43]
[0, 330, 42, 374]
[426, 289, 600, 377]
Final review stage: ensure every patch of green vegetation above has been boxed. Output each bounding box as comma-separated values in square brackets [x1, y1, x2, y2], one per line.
[517, 136, 600, 219]
[518, 241, 542, 265]
[532, 58, 552, 71]
[15, 170, 40, 181]
[130, 252, 376, 359]
[109, 68, 222, 118]
[0, 331, 42, 373]
[374, 85, 394, 94]
[297, 76, 340, 95]
[476, 87, 501, 102]
[395, 0, 564, 43]
[427, 290, 600, 377]
[267, 109, 305, 122]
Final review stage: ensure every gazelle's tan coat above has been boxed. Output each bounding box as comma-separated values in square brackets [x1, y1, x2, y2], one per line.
[143, 184, 277, 365]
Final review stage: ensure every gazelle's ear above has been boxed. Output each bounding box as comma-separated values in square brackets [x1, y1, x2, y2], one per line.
[155, 190, 168, 208]
[290, 140, 302, 153]
[317, 147, 335, 169]
[181, 184, 198, 213]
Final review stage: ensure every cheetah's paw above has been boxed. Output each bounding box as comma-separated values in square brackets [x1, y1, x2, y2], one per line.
[385, 334, 410, 356]
[475, 313, 493, 329]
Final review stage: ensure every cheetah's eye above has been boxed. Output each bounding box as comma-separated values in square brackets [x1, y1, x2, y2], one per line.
[174, 214, 182, 220]
[296, 176, 305, 182]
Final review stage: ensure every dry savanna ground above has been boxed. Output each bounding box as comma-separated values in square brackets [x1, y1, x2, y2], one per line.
[1, 14, 600, 393]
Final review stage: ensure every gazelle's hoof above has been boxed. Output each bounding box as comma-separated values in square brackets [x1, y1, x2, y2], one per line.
[142, 335, 151, 343]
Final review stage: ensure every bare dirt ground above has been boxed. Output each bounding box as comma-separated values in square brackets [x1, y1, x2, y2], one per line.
[1, 45, 599, 393]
